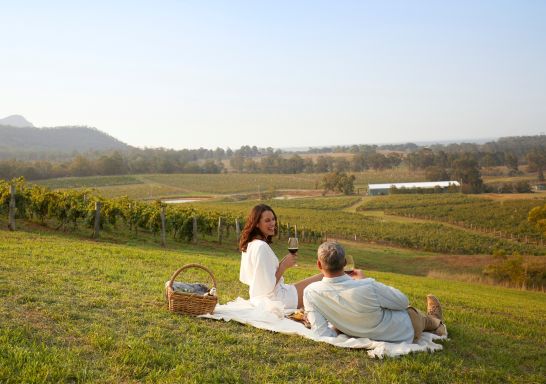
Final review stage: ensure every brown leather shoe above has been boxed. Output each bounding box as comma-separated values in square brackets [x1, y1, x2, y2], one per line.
[426, 294, 443, 321]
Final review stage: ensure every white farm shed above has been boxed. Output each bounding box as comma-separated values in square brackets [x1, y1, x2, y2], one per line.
[367, 181, 460, 196]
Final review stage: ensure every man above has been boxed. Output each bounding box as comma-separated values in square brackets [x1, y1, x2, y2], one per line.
[303, 242, 446, 343]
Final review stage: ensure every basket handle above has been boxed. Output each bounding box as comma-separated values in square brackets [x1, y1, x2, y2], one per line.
[168, 263, 217, 291]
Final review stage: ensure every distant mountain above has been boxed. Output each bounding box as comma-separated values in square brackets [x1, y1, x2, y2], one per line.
[0, 125, 130, 155]
[0, 114, 34, 127]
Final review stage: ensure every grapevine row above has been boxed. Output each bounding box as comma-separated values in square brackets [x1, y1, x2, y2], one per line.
[2, 179, 544, 255]
[0, 179, 240, 242]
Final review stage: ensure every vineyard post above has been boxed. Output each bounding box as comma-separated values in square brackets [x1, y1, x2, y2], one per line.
[93, 202, 102, 239]
[235, 218, 241, 241]
[8, 184, 16, 231]
[160, 206, 166, 248]
[192, 217, 198, 243]
[217, 217, 223, 244]
[294, 224, 297, 239]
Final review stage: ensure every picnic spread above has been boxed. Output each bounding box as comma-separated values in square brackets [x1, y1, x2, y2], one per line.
[165, 264, 447, 358]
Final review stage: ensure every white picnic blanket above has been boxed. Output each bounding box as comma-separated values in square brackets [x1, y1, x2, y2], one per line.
[200, 297, 448, 358]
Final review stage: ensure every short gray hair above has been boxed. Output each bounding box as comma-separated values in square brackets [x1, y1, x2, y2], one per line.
[317, 242, 345, 272]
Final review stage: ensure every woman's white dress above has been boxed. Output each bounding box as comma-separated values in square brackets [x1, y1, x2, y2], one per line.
[239, 239, 298, 309]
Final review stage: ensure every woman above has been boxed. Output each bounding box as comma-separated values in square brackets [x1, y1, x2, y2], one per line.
[239, 204, 322, 309]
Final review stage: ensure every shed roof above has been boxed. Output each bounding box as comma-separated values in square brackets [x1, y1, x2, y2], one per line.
[368, 181, 460, 190]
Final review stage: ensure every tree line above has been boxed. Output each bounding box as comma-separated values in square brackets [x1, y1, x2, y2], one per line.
[2, 138, 546, 191]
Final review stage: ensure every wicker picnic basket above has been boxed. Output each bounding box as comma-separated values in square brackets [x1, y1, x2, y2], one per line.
[166, 263, 217, 316]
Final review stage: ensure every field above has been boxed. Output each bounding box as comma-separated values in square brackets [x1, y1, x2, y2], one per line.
[1, 228, 545, 383]
[35, 175, 144, 189]
[33, 170, 427, 200]
[34, 174, 324, 198]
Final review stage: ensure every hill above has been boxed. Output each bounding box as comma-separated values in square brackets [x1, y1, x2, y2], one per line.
[0, 125, 130, 155]
[0, 114, 34, 127]
[0, 228, 544, 383]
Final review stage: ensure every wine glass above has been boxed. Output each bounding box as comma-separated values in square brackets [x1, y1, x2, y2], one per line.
[288, 237, 299, 267]
[344, 254, 355, 274]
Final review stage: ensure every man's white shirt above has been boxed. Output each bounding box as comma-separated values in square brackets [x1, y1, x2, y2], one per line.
[303, 274, 414, 343]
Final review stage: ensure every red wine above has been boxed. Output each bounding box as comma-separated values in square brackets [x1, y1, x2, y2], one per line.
[288, 248, 298, 254]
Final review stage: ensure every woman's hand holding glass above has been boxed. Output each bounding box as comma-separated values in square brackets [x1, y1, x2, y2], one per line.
[287, 237, 299, 267]
[280, 252, 298, 269]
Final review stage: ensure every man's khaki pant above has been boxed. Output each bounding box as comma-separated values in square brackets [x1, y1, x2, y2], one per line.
[406, 307, 442, 342]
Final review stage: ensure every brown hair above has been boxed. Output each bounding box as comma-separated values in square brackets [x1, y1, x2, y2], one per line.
[239, 204, 278, 252]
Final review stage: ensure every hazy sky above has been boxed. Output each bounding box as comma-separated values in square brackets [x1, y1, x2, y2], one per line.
[2, 1, 545, 150]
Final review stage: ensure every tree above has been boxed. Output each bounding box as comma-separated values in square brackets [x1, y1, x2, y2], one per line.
[315, 156, 333, 173]
[350, 153, 368, 172]
[68, 155, 93, 177]
[425, 166, 449, 181]
[368, 153, 390, 170]
[321, 172, 356, 195]
[528, 204, 546, 235]
[481, 153, 498, 167]
[333, 158, 350, 172]
[229, 155, 245, 172]
[201, 160, 223, 173]
[95, 151, 126, 175]
[387, 153, 403, 168]
[451, 157, 483, 193]
[243, 158, 259, 173]
[505, 152, 519, 175]
[286, 155, 305, 174]
[527, 147, 546, 181]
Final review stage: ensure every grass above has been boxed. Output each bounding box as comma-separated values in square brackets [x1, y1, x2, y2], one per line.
[34, 175, 144, 189]
[30, 170, 428, 201]
[130, 174, 324, 195]
[1, 227, 545, 383]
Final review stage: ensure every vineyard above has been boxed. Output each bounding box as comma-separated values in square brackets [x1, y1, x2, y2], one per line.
[0, 179, 241, 244]
[3, 179, 546, 256]
[196, 200, 546, 255]
[357, 193, 546, 243]
[270, 196, 361, 210]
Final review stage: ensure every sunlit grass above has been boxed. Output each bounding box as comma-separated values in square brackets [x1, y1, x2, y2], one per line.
[1, 228, 545, 383]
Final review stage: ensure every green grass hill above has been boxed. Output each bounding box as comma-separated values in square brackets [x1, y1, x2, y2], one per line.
[1, 229, 544, 383]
